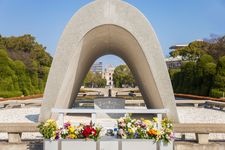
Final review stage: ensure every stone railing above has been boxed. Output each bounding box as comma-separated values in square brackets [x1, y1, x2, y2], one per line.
[51, 108, 168, 128]
[173, 123, 225, 144]
[205, 100, 225, 110]
[0, 123, 39, 143]
[0, 99, 42, 109]
[175, 100, 206, 107]
[175, 100, 225, 110]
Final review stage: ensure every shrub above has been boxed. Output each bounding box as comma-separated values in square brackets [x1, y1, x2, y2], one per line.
[210, 56, 225, 97]
[0, 35, 52, 98]
[0, 91, 22, 98]
[210, 89, 223, 98]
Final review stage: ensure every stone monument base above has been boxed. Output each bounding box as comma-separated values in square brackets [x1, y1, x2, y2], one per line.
[94, 98, 125, 119]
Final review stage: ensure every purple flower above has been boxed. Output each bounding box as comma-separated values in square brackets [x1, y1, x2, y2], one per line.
[64, 122, 71, 128]
[55, 134, 60, 140]
[55, 130, 61, 140]
[134, 132, 138, 138]
[141, 123, 146, 128]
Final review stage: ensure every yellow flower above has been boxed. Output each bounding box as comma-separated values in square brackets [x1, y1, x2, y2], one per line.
[44, 119, 57, 127]
[68, 134, 77, 139]
[153, 117, 158, 123]
[46, 119, 55, 123]
[68, 126, 75, 133]
[128, 128, 134, 134]
[52, 131, 56, 138]
[44, 122, 49, 127]
[143, 120, 152, 126]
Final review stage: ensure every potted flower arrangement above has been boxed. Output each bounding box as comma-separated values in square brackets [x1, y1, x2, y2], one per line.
[38, 116, 173, 150]
[38, 120, 102, 150]
[117, 115, 173, 150]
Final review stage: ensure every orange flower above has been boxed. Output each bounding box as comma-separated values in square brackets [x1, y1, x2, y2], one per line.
[148, 129, 159, 136]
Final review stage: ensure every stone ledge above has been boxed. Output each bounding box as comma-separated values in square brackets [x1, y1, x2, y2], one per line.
[0, 123, 39, 132]
[174, 141, 225, 150]
[0, 123, 39, 143]
[174, 123, 225, 144]
[0, 140, 42, 150]
[174, 123, 225, 133]
[1, 140, 225, 150]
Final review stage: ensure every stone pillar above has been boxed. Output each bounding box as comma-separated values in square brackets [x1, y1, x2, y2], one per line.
[8, 132, 21, 143]
[196, 133, 209, 144]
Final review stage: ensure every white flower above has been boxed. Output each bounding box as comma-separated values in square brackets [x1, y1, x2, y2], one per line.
[62, 129, 68, 134]
[119, 129, 123, 134]
[127, 122, 132, 128]
[50, 137, 54, 141]
[131, 119, 136, 123]
[120, 123, 126, 127]
[118, 118, 124, 123]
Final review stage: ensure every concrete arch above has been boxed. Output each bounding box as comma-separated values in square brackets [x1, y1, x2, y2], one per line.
[39, 0, 179, 122]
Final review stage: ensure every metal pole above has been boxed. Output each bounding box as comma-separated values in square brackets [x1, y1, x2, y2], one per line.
[58, 113, 64, 128]
[157, 113, 162, 129]
[91, 113, 97, 124]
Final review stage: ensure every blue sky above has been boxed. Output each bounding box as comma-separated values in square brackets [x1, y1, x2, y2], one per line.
[1, 0, 225, 68]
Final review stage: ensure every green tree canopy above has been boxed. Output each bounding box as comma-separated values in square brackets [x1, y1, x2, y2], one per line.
[0, 35, 52, 98]
[210, 56, 225, 97]
[170, 35, 225, 61]
[170, 41, 208, 61]
[83, 71, 106, 88]
[169, 35, 225, 98]
[170, 54, 216, 96]
[113, 65, 135, 88]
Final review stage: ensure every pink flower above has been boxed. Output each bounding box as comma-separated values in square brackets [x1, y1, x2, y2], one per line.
[64, 122, 71, 129]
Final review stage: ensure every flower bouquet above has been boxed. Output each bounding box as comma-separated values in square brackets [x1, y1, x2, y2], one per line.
[38, 120, 102, 141]
[116, 115, 173, 150]
[117, 115, 173, 143]
[38, 120, 102, 150]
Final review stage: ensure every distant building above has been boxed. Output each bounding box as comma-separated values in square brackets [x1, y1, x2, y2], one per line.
[90, 62, 103, 73]
[165, 56, 182, 69]
[103, 65, 115, 87]
[169, 44, 188, 50]
[165, 44, 188, 69]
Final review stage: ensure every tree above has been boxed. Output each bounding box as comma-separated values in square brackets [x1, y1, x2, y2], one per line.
[210, 56, 225, 97]
[0, 49, 22, 97]
[207, 36, 225, 60]
[0, 35, 52, 97]
[169, 35, 225, 97]
[170, 36, 225, 61]
[113, 65, 135, 88]
[180, 62, 196, 93]
[83, 71, 106, 88]
[196, 54, 216, 95]
[93, 73, 106, 88]
[13, 60, 33, 96]
[170, 54, 216, 96]
[170, 41, 208, 61]
[83, 71, 94, 87]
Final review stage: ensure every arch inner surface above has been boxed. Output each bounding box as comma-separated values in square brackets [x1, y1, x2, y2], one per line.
[60, 24, 163, 109]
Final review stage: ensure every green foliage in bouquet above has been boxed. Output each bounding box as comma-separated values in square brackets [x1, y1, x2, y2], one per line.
[38, 119, 58, 139]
